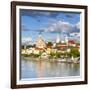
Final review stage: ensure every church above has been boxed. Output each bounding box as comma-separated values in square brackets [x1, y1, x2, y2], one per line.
[35, 34, 46, 49]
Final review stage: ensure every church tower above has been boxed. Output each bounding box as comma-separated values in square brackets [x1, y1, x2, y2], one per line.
[56, 33, 60, 43]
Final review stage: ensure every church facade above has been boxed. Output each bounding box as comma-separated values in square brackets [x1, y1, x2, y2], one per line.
[35, 34, 46, 49]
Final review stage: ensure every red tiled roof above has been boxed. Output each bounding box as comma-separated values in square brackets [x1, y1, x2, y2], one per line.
[68, 40, 75, 44]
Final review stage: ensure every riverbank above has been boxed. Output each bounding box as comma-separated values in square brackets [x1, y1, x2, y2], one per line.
[21, 56, 80, 64]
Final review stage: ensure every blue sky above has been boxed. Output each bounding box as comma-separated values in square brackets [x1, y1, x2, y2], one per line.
[20, 9, 80, 44]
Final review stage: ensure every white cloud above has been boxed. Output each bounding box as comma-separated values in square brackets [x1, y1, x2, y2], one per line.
[22, 37, 32, 42]
[22, 37, 32, 45]
[44, 20, 79, 33]
[57, 21, 73, 31]
[76, 22, 80, 29]
[70, 32, 80, 37]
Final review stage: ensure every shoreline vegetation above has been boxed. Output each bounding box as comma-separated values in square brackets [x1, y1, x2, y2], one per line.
[21, 46, 80, 64]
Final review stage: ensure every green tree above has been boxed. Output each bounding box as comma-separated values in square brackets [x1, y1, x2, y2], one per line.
[47, 42, 53, 47]
[70, 48, 80, 57]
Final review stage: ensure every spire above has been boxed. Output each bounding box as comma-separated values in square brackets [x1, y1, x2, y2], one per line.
[56, 33, 60, 43]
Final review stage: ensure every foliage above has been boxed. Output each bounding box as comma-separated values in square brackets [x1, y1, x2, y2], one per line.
[21, 47, 80, 59]
[56, 52, 61, 58]
[49, 52, 56, 59]
[47, 42, 53, 46]
[70, 48, 80, 57]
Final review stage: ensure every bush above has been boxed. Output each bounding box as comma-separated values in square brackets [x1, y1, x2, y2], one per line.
[33, 54, 40, 57]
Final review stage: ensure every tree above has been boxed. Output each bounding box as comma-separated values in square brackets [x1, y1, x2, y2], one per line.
[70, 48, 80, 57]
[47, 42, 53, 47]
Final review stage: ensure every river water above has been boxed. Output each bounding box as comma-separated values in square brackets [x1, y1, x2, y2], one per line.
[21, 59, 80, 79]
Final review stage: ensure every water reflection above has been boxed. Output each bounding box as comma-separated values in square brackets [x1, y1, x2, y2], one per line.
[21, 59, 80, 79]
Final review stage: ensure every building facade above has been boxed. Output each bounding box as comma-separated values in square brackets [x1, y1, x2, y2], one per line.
[35, 34, 46, 49]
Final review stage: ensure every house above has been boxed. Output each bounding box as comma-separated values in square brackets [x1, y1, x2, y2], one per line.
[68, 40, 76, 47]
[56, 42, 68, 50]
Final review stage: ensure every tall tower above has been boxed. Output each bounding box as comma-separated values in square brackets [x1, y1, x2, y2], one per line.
[56, 33, 60, 43]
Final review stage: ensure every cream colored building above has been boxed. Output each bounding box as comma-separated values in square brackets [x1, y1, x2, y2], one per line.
[35, 34, 46, 48]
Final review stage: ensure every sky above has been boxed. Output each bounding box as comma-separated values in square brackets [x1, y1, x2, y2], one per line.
[20, 9, 80, 44]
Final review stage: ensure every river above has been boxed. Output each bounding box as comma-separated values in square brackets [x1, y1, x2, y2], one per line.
[20, 59, 80, 79]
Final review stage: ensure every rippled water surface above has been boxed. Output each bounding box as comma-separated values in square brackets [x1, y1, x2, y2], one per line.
[21, 59, 80, 79]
